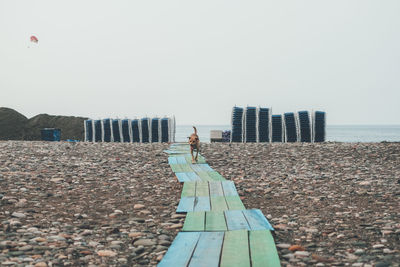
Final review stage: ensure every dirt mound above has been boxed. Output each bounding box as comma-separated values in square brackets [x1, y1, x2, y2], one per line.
[0, 107, 87, 141]
[0, 107, 28, 140]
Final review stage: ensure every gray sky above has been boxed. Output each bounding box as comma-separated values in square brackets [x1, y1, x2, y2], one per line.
[1, 0, 399, 125]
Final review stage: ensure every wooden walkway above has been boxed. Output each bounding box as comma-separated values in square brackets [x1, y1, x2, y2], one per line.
[159, 143, 280, 267]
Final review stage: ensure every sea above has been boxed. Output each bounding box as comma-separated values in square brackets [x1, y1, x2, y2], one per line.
[175, 125, 400, 143]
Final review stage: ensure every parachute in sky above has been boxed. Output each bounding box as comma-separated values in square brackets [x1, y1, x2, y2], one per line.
[30, 36, 38, 43]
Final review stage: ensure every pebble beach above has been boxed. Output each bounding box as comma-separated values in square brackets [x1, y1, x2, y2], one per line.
[1, 141, 399, 266]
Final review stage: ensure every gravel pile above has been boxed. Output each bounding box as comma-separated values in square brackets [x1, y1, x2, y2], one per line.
[0, 141, 182, 266]
[202, 142, 400, 267]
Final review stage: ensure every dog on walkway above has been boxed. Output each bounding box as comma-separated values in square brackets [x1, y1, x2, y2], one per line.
[188, 126, 200, 163]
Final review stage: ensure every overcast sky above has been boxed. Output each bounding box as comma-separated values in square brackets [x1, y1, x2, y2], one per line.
[1, 0, 399, 125]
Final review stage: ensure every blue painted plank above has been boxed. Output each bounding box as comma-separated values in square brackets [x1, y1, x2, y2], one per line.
[175, 173, 191, 182]
[188, 232, 224, 267]
[222, 181, 239, 196]
[193, 196, 211, 212]
[209, 182, 224, 196]
[225, 210, 250, 231]
[176, 156, 187, 164]
[199, 164, 214, 172]
[168, 157, 178, 164]
[243, 209, 274, 231]
[177, 197, 195, 213]
[158, 232, 201, 267]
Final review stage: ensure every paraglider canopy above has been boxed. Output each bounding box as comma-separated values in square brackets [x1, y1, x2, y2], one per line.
[30, 36, 38, 43]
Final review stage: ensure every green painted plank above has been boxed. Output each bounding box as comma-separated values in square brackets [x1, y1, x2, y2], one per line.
[249, 230, 281, 267]
[189, 232, 224, 267]
[208, 172, 226, 181]
[210, 196, 228, 211]
[197, 172, 213, 182]
[225, 210, 250, 231]
[195, 181, 209, 197]
[170, 164, 181, 172]
[181, 182, 196, 197]
[185, 155, 206, 164]
[205, 211, 227, 231]
[220, 230, 250, 267]
[209, 181, 224, 196]
[193, 196, 211, 211]
[182, 211, 205, 231]
[225, 196, 246, 210]
[180, 164, 193, 173]
[158, 232, 200, 267]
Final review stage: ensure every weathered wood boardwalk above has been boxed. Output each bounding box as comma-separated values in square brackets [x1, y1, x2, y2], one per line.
[159, 143, 280, 267]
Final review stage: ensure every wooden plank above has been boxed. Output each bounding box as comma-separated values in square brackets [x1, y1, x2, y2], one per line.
[199, 164, 214, 172]
[220, 230, 250, 267]
[168, 157, 178, 164]
[158, 232, 201, 267]
[177, 197, 195, 213]
[170, 164, 181, 173]
[190, 164, 203, 173]
[222, 181, 239, 196]
[210, 196, 228, 211]
[209, 181, 224, 196]
[249, 230, 281, 267]
[179, 164, 193, 173]
[205, 211, 227, 231]
[225, 196, 246, 210]
[195, 181, 209, 197]
[193, 196, 211, 212]
[243, 209, 274, 231]
[208, 172, 226, 181]
[197, 172, 213, 182]
[188, 232, 224, 267]
[175, 173, 190, 183]
[186, 172, 201, 181]
[182, 211, 205, 231]
[181, 182, 196, 197]
[176, 156, 187, 164]
[185, 155, 206, 164]
[224, 210, 250, 231]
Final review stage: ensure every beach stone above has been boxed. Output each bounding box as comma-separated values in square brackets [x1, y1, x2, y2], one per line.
[133, 204, 145, 209]
[134, 239, 156, 246]
[11, 212, 26, 218]
[97, 250, 117, 257]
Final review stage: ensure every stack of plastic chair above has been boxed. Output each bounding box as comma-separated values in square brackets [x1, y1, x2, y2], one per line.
[141, 118, 149, 143]
[94, 120, 102, 142]
[245, 107, 257, 142]
[131, 119, 140, 142]
[313, 111, 326, 142]
[271, 115, 283, 142]
[222, 130, 231, 142]
[284, 113, 297, 142]
[85, 120, 93, 142]
[121, 119, 130, 142]
[151, 118, 159, 143]
[231, 107, 244, 142]
[103, 119, 112, 142]
[258, 108, 270, 142]
[298, 111, 311, 142]
[112, 119, 121, 142]
[161, 118, 169, 143]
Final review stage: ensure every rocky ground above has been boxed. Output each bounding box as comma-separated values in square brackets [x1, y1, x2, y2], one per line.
[0, 141, 182, 266]
[1, 141, 399, 267]
[202, 142, 400, 267]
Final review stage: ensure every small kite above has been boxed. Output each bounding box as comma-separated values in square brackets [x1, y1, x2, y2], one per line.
[30, 35, 38, 43]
